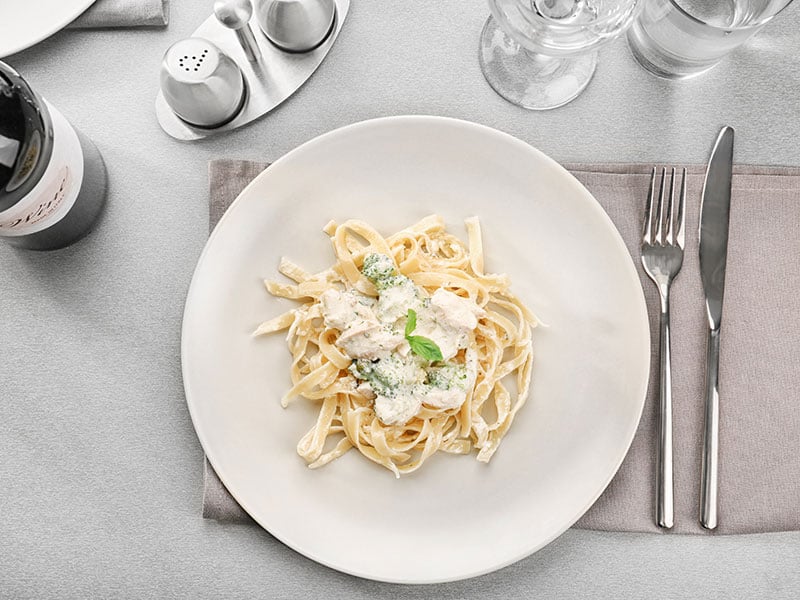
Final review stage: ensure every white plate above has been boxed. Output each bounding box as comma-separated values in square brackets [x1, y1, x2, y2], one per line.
[182, 116, 650, 584]
[0, 0, 96, 58]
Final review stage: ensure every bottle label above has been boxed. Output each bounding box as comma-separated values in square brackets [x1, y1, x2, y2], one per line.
[0, 102, 84, 237]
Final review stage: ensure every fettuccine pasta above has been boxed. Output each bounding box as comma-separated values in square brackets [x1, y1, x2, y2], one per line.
[255, 215, 537, 477]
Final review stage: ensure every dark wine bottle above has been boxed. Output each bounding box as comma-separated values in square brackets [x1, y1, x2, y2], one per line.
[0, 61, 107, 250]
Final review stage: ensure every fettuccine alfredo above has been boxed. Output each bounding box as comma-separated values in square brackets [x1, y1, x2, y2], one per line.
[254, 215, 537, 477]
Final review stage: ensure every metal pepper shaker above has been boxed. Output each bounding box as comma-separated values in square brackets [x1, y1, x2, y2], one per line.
[254, 0, 336, 52]
[0, 61, 107, 250]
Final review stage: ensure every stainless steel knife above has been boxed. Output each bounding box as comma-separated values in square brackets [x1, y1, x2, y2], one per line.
[698, 125, 734, 530]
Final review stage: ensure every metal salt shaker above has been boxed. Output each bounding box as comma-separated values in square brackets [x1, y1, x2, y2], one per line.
[0, 61, 107, 250]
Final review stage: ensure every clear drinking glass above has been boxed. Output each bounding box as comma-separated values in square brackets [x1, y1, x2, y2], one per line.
[627, 0, 794, 79]
[479, 0, 641, 110]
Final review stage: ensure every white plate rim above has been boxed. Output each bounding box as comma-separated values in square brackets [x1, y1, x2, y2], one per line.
[181, 115, 651, 584]
[0, 0, 97, 58]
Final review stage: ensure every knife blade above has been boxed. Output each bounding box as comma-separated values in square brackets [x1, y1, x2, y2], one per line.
[698, 125, 734, 530]
[700, 126, 734, 330]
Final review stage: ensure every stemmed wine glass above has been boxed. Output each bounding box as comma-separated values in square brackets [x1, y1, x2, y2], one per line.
[480, 0, 641, 110]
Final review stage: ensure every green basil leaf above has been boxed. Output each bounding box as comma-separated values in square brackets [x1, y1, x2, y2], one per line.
[405, 308, 417, 337]
[407, 335, 443, 362]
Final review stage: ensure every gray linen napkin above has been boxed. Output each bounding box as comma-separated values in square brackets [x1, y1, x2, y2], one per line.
[202, 159, 800, 535]
[68, 0, 169, 29]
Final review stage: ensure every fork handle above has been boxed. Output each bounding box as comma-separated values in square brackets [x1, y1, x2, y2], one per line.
[700, 327, 721, 530]
[657, 293, 674, 529]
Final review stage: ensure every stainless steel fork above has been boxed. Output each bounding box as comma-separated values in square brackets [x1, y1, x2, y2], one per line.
[640, 167, 686, 530]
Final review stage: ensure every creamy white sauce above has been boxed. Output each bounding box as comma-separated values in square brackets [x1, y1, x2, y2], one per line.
[321, 289, 403, 360]
[321, 289, 372, 330]
[376, 279, 421, 323]
[337, 324, 405, 360]
[415, 289, 486, 361]
[321, 254, 485, 425]
[374, 394, 422, 426]
[417, 387, 464, 410]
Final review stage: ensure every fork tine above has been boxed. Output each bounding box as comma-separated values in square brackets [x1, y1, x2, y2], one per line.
[665, 167, 676, 245]
[676, 167, 687, 249]
[655, 167, 666, 244]
[643, 167, 656, 244]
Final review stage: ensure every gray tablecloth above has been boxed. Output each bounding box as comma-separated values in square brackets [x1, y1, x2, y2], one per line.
[3, 0, 800, 597]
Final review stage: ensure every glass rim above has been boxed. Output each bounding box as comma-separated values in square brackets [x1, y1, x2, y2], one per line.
[491, 0, 641, 32]
[666, 0, 794, 30]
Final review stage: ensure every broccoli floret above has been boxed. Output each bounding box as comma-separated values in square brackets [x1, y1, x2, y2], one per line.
[426, 362, 469, 391]
[349, 357, 397, 397]
[361, 253, 413, 291]
[349, 354, 428, 398]
[361, 254, 396, 283]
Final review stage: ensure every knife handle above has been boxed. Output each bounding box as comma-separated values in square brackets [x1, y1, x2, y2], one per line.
[700, 326, 721, 530]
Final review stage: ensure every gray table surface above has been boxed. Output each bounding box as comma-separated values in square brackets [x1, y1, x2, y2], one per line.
[3, 1, 800, 597]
